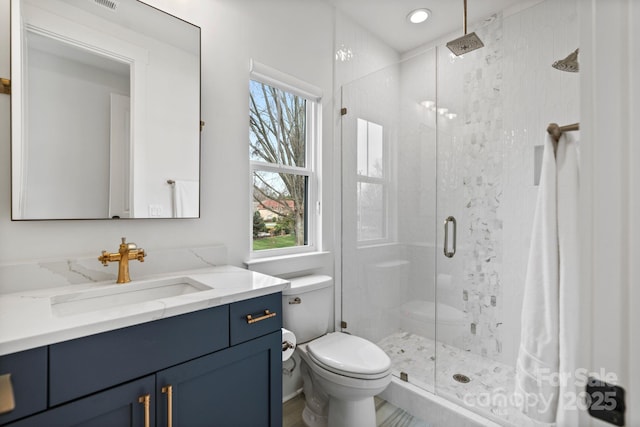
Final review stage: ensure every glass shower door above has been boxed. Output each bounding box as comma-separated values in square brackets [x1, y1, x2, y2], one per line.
[340, 49, 438, 393]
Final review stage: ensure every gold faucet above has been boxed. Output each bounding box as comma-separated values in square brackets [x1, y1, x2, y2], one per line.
[98, 237, 146, 283]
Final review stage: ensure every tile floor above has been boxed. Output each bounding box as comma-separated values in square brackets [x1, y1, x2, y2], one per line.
[378, 332, 536, 426]
[283, 394, 430, 427]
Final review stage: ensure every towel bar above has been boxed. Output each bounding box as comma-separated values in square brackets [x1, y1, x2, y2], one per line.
[547, 122, 579, 142]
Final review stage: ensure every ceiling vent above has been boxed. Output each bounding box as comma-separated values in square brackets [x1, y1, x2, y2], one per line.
[92, 0, 118, 12]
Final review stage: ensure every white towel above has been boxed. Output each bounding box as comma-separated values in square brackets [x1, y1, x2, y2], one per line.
[172, 180, 199, 218]
[515, 135, 560, 424]
[515, 134, 580, 424]
[555, 134, 580, 426]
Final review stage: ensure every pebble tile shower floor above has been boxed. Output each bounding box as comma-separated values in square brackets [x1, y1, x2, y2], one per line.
[378, 332, 539, 426]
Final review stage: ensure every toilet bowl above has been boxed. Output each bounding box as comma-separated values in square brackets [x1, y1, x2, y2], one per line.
[283, 276, 392, 427]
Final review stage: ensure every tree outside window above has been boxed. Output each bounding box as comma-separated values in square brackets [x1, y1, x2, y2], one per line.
[250, 80, 314, 252]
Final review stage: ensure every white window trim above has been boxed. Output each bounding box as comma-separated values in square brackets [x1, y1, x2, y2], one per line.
[355, 118, 390, 247]
[249, 60, 322, 259]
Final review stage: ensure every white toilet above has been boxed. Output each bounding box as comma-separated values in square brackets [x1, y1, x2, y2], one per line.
[282, 275, 392, 427]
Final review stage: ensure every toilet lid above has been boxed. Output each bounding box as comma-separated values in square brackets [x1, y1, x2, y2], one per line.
[307, 332, 391, 379]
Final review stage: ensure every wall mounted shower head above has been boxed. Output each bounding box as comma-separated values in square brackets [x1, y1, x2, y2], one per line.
[447, 0, 484, 56]
[552, 48, 579, 72]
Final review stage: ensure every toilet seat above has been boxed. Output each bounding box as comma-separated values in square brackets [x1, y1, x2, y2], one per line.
[306, 332, 391, 380]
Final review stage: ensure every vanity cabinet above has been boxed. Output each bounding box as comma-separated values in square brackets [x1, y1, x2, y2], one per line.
[0, 348, 47, 425]
[5, 376, 156, 427]
[157, 331, 281, 427]
[1, 292, 282, 427]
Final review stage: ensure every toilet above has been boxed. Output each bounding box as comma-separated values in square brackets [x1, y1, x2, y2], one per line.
[282, 275, 392, 427]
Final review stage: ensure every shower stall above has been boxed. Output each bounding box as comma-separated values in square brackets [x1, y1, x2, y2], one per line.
[338, 1, 579, 425]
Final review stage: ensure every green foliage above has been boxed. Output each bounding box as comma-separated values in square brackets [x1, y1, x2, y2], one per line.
[273, 214, 294, 236]
[252, 210, 267, 238]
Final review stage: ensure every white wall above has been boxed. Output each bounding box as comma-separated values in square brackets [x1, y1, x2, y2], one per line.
[579, 0, 639, 424]
[0, 0, 335, 273]
[23, 47, 126, 218]
[500, 0, 579, 366]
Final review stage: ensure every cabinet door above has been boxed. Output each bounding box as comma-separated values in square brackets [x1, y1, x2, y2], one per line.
[0, 347, 47, 425]
[6, 376, 155, 427]
[157, 330, 282, 427]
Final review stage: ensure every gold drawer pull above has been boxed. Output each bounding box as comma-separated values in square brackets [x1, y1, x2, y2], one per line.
[246, 309, 277, 324]
[162, 385, 173, 427]
[138, 394, 150, 427]
[0, 374, 16, 414]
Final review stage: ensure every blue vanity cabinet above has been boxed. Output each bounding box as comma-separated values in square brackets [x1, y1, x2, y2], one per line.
[5, 375, 156, 427]
[0, 348, 47, 425]
[1, 292, 283, 427]
[157, 330, 282, 427]
[49, 305, 229, 406]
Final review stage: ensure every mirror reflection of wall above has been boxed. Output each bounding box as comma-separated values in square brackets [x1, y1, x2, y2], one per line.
[24, 32, 131, 219]
[11, 0, 201, 220]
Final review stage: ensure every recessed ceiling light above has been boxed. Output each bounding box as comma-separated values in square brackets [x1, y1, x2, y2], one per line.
[407, 8, 431, 24]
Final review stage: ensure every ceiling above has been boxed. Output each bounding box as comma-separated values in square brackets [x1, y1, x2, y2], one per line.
[328, 0, 537, 53]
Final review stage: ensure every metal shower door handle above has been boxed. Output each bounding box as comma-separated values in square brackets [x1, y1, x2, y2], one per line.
[444, 216, 457, 258]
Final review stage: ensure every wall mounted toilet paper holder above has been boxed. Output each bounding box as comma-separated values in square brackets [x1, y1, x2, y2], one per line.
[283, 341, 295, 351]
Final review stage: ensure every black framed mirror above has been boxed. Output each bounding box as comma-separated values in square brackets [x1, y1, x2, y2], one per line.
[11, 0, 201, 219]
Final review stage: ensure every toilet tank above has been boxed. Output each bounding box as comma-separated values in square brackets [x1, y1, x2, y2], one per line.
[282, 275, 333, 343]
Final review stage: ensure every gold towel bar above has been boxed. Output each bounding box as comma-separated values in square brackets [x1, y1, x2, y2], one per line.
[547, 122, 579, 142]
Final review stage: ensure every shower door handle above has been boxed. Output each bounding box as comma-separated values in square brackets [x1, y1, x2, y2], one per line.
[443, 216, 457, 258]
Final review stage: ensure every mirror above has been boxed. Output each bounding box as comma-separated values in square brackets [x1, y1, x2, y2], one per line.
[11, 0, 201, 219]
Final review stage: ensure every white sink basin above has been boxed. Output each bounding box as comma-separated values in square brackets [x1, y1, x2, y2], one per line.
[50, 277, 212, 317]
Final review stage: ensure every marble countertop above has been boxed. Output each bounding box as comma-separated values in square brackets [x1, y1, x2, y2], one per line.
[0, 265, 290, 356]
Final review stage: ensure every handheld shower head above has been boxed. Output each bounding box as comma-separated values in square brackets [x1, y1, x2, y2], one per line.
[552, 48, 579, 72]
[447, 0, 484, 56]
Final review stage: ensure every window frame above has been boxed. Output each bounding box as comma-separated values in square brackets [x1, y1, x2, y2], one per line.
[355, 117, 390, 246]
[248, 60, 322, 259]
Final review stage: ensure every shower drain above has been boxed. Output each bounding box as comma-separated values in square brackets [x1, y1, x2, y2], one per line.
[453, 374, 471, 383]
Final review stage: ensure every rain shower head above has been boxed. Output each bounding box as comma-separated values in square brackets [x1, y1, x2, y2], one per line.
[447, 33, 484, 56]
[447, 0, 484, 56]
[552, 48, 579, 72]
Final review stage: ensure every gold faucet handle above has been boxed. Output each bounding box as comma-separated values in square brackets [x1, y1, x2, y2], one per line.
[137, 249, 146, 262]
[98, 250, 110, 266]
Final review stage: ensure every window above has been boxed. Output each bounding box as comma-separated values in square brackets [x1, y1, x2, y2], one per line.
[356, 118, 387, 242]
[249, 61, 321, 255]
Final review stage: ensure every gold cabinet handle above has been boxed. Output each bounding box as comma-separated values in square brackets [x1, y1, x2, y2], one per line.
[0, 374, 16, 414]
[138, 394, 150, 427]
[245, 309, 277, 324]
[162, 385, 173, 427]
[0, 78, 10, 95]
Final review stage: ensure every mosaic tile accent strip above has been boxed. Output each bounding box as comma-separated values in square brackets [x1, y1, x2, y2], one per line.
[438, 13, 506, 361]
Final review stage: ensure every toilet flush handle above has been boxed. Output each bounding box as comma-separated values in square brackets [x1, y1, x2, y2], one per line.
[289, 297, 302, 305]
